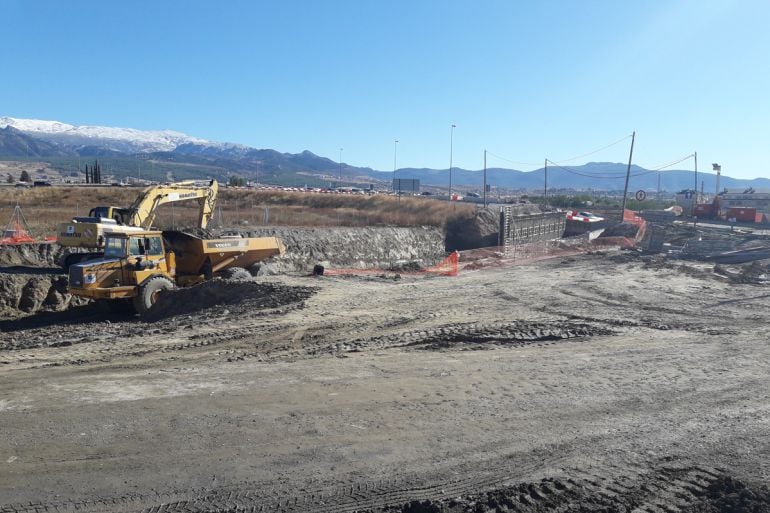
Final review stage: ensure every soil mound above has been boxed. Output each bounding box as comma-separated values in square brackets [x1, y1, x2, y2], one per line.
[143, 279, 318, 322]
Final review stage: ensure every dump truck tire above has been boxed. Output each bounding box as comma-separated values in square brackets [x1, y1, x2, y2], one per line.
[221, 267, 251, 281]
[133, 276, 175, 315]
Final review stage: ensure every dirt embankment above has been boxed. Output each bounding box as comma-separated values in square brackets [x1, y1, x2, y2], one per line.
[0, 269, 87, 319]
[226, 226, 446, 274]
[0, 242, 68, 267]
[445, 209, 500, 251]
[0, 244, 83, 319]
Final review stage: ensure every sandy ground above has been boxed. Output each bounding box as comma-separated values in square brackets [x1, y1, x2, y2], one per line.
[1, 251, 769, 512]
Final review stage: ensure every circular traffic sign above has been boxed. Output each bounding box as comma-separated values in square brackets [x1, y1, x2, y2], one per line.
[635, 190, 647, 201]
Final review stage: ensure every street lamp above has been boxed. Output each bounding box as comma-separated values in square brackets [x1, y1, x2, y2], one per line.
[449, 124, 456, 200]
[393, 140, 399, 194]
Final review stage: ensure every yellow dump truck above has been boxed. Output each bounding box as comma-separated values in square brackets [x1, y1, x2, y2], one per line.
[68, 229, 285, 314]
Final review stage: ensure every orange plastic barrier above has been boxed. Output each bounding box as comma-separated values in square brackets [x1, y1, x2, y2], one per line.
[0, 222, 36, 245]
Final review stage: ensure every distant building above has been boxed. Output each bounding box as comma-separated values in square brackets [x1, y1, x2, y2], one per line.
[717, 188, 770, 213]
[675, 189, 710, 213]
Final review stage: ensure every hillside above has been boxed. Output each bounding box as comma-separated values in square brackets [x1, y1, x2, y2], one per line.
[2, 116, 768, 191]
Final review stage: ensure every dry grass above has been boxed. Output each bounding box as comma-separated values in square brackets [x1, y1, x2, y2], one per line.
[0, 186, 474, 236]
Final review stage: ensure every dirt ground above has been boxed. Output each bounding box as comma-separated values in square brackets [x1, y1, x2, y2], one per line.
[1, 251, 769, 512]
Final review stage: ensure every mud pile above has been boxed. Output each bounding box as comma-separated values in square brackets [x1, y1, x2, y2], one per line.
[143, 279, 318, 322]
[713, 261, 770, 284]
[224, 226, 446, 274]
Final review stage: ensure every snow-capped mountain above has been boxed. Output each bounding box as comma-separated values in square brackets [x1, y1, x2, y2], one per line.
[0, 116, 209, 153]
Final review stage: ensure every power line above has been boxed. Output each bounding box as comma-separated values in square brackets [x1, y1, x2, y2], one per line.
[647, 153, 695, 172]
[486, 132, 633, 169]
[485, 150, 540, 167]
[545, 159, 628, 179]
[552, 133, 633, 164]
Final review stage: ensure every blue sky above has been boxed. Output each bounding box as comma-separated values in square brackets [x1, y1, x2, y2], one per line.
[2, 0, 769, 178]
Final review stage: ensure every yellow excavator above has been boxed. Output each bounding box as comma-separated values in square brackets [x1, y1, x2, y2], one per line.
[57, 180, 219, 269]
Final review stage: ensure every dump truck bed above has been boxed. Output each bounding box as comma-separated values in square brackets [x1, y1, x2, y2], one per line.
[163, 231, 285, 275]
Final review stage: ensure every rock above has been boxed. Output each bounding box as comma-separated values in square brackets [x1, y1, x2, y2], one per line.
[19, 278, 51, 312]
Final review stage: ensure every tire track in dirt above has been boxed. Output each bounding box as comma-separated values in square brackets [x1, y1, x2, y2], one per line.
[5, 460, 727, 513]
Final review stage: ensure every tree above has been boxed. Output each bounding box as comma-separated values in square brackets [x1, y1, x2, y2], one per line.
[6, 173, 14, 183]
[229, 176, 246, 187]
[20, 170, 31, 182]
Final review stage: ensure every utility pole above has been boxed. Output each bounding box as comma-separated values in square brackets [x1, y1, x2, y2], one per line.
[338, 148, 343, 186]
[483, 150, 487, 208]
[448, 125, 455, 201]
[544, 159, 548, 208]
[657, 172, 661, 199]
[620, 131, 636, 222]
[393, 139, 398, 194]
[693, 151, 698, 216]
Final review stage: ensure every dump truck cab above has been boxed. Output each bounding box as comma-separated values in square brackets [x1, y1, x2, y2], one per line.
[69, 231, 176, 313]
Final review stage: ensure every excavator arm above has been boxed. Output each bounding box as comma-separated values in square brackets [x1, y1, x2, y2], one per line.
[126, 180, 219, 229]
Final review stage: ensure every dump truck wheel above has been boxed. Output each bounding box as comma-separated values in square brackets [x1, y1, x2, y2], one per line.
[133, 276, 175, 315]
[221, 267, 251, 281]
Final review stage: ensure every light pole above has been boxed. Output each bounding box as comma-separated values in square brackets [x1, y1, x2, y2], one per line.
[393, 139, 399, 194]
[339, 148, 343, 186]
[449, 124, 456, 201]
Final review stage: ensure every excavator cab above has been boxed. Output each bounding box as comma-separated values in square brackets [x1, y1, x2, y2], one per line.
[88, 206, 131, 225]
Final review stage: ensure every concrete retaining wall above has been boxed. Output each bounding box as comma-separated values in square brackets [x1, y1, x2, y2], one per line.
[499, 211, 566, 246]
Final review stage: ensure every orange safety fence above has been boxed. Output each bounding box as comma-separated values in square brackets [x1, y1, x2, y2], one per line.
[323, 251, 459, 277]
[0, 222, 55, 245]
[623, 208, 645, 226]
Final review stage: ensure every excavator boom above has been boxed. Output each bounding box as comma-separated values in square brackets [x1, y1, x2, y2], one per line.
[127, 180, 219, 229]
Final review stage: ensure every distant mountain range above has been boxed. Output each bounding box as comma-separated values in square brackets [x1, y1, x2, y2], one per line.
[1, 116, 767, 192]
